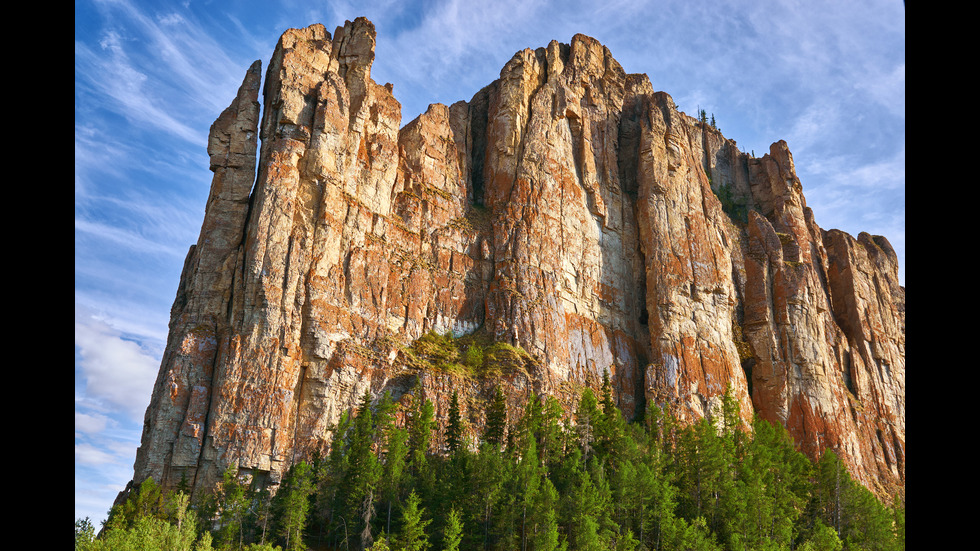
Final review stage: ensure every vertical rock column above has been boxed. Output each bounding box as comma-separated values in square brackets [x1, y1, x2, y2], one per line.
[132, 60, 261, 488]
[635, 93, 753, 426]
[197, 18, 403, 489]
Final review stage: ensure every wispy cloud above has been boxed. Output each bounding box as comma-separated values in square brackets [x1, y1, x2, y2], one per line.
[75, 37, 201, 144]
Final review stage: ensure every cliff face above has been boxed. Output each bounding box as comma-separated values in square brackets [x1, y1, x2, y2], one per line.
[131, 18, 905, 500]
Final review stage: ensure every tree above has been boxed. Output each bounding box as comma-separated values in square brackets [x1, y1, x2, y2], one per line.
[217, 463, 250, 549]
[574, 388, 602, 464]
[75, 517, 96, 550]
[407, 386, 436, 479]
[273, 461, 314, 551]
[528, 477, 561, 551]
[80, 490, 204, 551]
[345, 390, 383, 550]
[445, 391, 464, 455]
[380, 424, 410, 536]
[395, 491, 431, 551]
[484, 387, 508, 449]
[596, 370, 626, 466]
[799, 520, 842, 551]
[442, 508, 464, 551]
[367, 534, 391, 551]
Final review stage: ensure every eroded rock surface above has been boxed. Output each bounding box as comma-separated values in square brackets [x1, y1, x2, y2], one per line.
[128, 18, 904, 501]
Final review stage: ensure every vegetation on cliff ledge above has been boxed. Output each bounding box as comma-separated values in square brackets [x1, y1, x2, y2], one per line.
[77, 383, 904, 551]
[403, 330, 536, 379]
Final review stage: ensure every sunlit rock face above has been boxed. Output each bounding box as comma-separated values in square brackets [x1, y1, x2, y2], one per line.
[128, 17, 904, 502]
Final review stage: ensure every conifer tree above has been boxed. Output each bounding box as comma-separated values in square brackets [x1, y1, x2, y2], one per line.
[274, 461, 314, 551]
[217, 463, 249, 549]
[484, 387, 508, 449]
[407, 386, 435, 477]
[539, 396, 565, 471]
[319, 409, 352, 542]
[396, 491, 431, 551]
[528, 477, 562, 551]
[575, 388, 602, 464]
[596, 370, 626, 466]
[442, 507, 464, 551]
[445, 391, 464, 455]
[345, 390, 383, 549]
[380, 424, 410, 536]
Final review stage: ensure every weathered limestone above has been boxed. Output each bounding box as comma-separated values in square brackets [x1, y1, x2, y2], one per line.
[127, 18, 905, 503]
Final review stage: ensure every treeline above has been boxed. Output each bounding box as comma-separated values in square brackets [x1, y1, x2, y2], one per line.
[76, 376, 904, 551]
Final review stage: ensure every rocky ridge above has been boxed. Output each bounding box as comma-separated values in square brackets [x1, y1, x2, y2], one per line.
[128, 18, 905, 503]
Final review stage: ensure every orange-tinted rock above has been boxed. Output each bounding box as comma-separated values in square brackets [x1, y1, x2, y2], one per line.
[127, 19, 904, 503]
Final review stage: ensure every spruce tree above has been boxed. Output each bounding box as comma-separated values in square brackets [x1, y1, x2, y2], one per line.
[445, 391, 464, 455]
[217, 463, 249, 549]
[396, 491, 431, 551]
[528, 477, 562, 551]
[574, 388, 602, 464]
[408, 386, 435, 476]
[484, 387, 507, 449]
[380, 424, 409, 536]
[346, 390, 382, 549]
[442, 507, 464, 551]
[274, 461, 314, 551]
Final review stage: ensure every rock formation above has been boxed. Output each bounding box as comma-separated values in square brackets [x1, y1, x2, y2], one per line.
[128, 18, 905, 502]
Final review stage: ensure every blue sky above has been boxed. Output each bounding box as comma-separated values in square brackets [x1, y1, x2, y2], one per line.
[75, 0, 905, 527]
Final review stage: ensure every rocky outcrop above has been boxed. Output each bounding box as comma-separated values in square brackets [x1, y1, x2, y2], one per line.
[128, 18, 904, 501]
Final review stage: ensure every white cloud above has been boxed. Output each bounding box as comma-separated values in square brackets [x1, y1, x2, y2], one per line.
[75, 411, 111, 435]
[75, 305, 159, 422]
[75, 442, 122, 467]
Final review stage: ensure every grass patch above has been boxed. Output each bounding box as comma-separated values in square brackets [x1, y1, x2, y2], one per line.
[402, 328, 535, 379]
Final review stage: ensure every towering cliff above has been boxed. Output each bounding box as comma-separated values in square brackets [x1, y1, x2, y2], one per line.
[129, 18, 905, 502]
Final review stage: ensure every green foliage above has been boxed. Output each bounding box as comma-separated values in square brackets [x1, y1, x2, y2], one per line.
[800, 520, 842, 551]
[79, 487, 209, 551]
[75, 517, 96, 550]
[445, 391, 464, 455]
[78, 388, 905, 551]
[442, 507, 464, 551]
[484, 387, 508, 448]
[273, 461, 314, 551]
[395, 491, 431, 551]
[217, 463, 250, 549]
[404, 330, 535, 379]
[714, 182, 749, 224]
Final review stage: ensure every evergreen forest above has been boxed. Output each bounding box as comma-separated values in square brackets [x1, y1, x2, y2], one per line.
[76, 375, 904, 551]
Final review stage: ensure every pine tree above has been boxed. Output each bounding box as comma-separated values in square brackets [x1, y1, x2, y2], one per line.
[528, 477, 561, 551]
[319, 410, 352, 543]
[217, 463, 249, 549]
[574, 388, 602, 464]
[345, 390, 383, 550]
[539, 396, 565, 472]
[596, 370, 626, 466]
[380, 424, 410, 536]
[484, 387, 508, 449]
[445, 391, 464, 455]
[468, 438, 509, 549]
[396, 491, 431, 551]
[274, 461, 314, 551]
[442, 507, 464, 551]
[408, 387, 436, 478]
